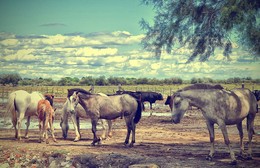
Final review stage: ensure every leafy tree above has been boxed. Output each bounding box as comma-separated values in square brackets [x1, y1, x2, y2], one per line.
[95, 76, 108, 86]
[140, 0, 260, 62]
[57, 77, 79, 86]
[0, 73, 22, 86]
[136, 77, 149, 84]
[80, 76, 95, 85]
[107, 76, 127, 85]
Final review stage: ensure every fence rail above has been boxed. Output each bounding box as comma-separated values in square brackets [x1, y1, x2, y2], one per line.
[0, 83, 259, 99]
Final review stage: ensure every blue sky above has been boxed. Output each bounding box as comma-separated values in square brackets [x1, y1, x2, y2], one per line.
[0, 0, 259, 80]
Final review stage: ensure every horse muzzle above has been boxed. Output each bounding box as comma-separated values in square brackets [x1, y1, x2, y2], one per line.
[171, 116, 180, 124]
[62, 133, 67, 139]
[70, 110, 76, 114]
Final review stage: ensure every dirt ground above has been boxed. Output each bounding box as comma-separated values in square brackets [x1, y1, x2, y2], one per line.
[0, 98, 260, 168]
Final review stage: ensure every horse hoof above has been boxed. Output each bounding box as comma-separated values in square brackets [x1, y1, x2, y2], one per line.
[247, 155, 253, 160]
[206, 155, 213, 161]
[74, 139, 79, 142]
[230, 160, 237, 165]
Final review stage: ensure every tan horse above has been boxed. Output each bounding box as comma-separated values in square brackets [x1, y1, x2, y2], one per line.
[171, 84, 257, 165]
[37, 99, 57, 144]
[68, 88, 142, 147]
[60, 97, 113, 142]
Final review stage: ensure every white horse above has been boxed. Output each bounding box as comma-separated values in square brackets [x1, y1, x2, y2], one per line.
[60, 93, 113, 142]
[6, 90, 45, 140]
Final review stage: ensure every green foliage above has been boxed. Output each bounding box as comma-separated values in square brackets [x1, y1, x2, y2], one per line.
[1, 73, 260, 86]
[57, 77, 80, 86]
[140, 0, 260, 62]
[95, 76, 108, 86]
[0, 73, 22, 86]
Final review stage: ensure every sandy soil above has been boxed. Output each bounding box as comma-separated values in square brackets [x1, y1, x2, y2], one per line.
[0, 98, 260, 167]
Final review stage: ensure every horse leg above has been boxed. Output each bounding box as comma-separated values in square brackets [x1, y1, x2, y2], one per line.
[49, 117, 57, 143]
[38, 120, 43, 143]
[100, 119, 107, 140]
[11, 116, 18, 139]
[76, 115, 81, 138]
[246, 113, 256, 160]
[107, 120, 113, 138]
[91, 119, 100, 146]
[236, 122, 245, 157]
[17, 111, 26, 140]
[24, 116, 31, 139]
[149, 102, 153, 116]
[219, 122, 236, 165]
[44, 115, 49, 144]
[205, 121, 215, 161]
[124, 117, 132, 146]
[71, 113, 80, 142]
[129, 121, 136, 147]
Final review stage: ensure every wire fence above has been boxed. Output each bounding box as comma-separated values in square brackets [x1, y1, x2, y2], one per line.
[0, 83, 259, 100]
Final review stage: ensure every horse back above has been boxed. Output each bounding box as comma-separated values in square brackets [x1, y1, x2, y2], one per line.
[26, 92, 44, 115]
[37, 100, 54, 121]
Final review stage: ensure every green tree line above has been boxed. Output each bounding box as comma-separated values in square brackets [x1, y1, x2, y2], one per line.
[1, 73, 260, 86]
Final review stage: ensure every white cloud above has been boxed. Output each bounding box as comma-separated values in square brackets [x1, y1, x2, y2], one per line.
[0, 38, 19, 46]
[112, 31, 131, 36]
[75, 47, 118, 57]
[128, 59, 142, 68]
[105, 56, 128, 64]
[0, 32, 259, 80]
[3, 49, 38, 62]
[150, 62, 161, 70]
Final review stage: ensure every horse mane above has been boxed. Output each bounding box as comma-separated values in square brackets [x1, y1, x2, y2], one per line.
[67, 88, 91, 98]
[179, 83, 224, 92]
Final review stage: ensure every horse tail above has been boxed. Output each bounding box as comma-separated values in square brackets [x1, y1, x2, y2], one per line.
[6, 92, 17, 124]
[134, 100, 142, 124]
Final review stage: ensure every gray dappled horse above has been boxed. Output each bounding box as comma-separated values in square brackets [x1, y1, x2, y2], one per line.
[68, 88, 142, 147]
[171, 84, 257, 165]
[60, 96, 113, 142]
[6, 90, 45, 140]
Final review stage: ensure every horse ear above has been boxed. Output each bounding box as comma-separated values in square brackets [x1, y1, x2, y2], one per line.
[174, 92, 181, 97]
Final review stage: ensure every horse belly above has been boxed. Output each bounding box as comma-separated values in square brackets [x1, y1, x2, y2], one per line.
[225, 97, 249, 125]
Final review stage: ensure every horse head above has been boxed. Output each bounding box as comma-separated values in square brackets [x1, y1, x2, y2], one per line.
[68, 91, 79, 114]
[171, 92, 189, 124]
[44, 94, 54, 106]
